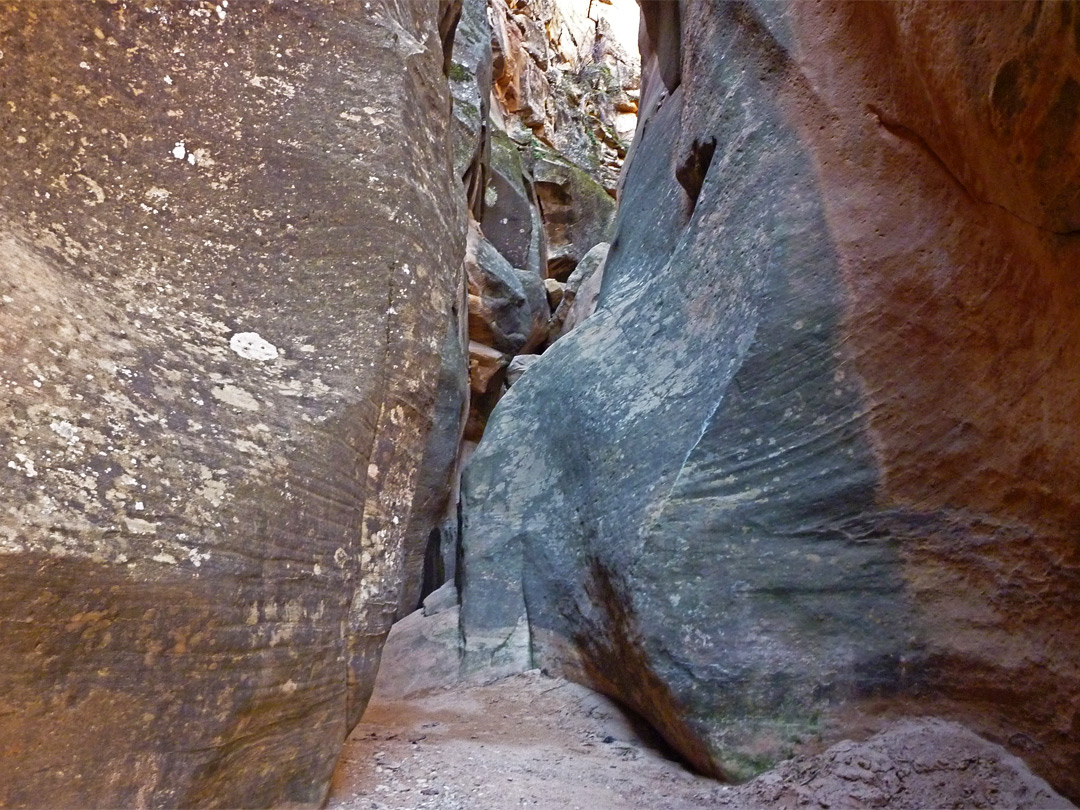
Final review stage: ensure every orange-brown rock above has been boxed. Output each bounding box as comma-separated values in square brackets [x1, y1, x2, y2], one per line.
[490, 2, 550, 131]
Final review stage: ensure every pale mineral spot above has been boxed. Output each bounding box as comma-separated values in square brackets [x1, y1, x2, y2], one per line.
[125, 517, 158, 535]
[9, 454, 37, 478]
[212, 384, 261, 412]
[229, 331, 280, 361]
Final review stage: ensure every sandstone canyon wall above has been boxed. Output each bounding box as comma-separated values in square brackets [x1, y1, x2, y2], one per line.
[5, 0, 1079, 806]
[0, 1, 466, 807]
[461, 0, 1080, 800]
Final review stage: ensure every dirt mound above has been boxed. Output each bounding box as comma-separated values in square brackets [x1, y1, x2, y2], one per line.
[730, 717, 1070, 810]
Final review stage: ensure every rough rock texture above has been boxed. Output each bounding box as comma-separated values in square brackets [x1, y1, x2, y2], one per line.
[533, 151, 616, 280]
[727, 718, 1072, 810]
[461, 0, 1080, 800]
[505, 0, 640, 189]
[490, 0, 551, 132]
[0, 1, 465, 807]
[463, 220, 547, 441]
[488, 0, 639, 190]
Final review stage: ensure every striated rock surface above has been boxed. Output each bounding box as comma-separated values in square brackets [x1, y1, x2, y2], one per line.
[0, 1, 466, 807]
[461, 0, 1080, 800]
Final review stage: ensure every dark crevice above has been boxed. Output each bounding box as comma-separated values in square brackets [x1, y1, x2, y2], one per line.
[438, 0, 463, 78]
[675, 136, 717, 214]
[417, 527, 444, 609]
[639, 0, 682, 95]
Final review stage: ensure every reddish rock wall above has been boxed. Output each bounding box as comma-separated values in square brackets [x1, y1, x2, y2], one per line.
[782, 2, 1080, 793]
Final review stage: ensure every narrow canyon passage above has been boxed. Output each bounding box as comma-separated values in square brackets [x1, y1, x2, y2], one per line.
[328, 2, 1080, 807]
[326, 671, 721, 810]
[3, 1, 1080, 807]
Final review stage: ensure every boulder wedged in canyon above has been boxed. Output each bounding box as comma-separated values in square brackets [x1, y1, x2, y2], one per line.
[0, 1, 465, 807]
[548, 241, 609, 342]
[464, 218, 548, 441]
[461, 0, 1080, 799]
[466, 221, 548, 357]
[533, 152, 616, 281]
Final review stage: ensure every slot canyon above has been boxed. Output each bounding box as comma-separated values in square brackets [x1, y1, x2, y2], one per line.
[1, 1, 1078, 808]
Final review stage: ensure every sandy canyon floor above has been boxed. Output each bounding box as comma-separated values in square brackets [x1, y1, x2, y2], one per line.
[326, 609, 1072, 810]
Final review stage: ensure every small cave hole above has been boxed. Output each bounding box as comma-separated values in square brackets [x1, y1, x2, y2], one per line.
[675, 136, 717, 214]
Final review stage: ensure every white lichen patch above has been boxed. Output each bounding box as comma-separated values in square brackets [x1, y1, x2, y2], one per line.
[49, 420, 79, 444]
[197, 477, 227, 507]
[77, 174, 105, 205]
[229, 331, 279, 361]
[144, 186, 170, 207]
[8, 453, 37, 478]
[190, 147, 215, 167]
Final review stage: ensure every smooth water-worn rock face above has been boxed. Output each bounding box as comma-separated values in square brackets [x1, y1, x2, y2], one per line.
[461, 0, 1080, 799]
[0, 2, 465, 807]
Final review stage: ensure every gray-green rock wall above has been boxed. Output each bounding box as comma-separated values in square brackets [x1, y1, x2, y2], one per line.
[461, 0, 1080, 799]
